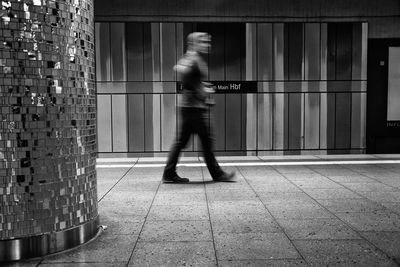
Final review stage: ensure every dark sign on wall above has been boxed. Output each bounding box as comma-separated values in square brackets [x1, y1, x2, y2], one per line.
[177, 81, 257, 94]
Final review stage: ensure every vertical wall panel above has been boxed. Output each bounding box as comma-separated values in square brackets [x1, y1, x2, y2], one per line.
[225, 23, 244, 80]
[288, 93, 302, 150]
[143, 23, 154, 81]
[304, 24, 321, 150]
[327, 23, 337, 81]
[97, 95, 112, 152]
[327, 93, 336, 149]
[112, 95, 128, 152]
[208, 24, 225, 80]
[226, 94, 242, 150]
[258, 24, 273, 81]
[320, 24, 328, 149]
[246, 24, 257, 153]
[152, 94, 161, 151]
[351, 91, 362, 149]
[110, 23, 126, 82]
[258, 92, 273, 150]
[161, 94, 176, 151]
[351, 23, 362, 148]
[336, 23, 353, 80]
[144, 94, 154, 151]
[273, 24, 285, 150]
[304, 92, 320, 149]
[241, 94, 247, 151]
[95, 22, 111, 81]
[305, 24, 321, 81]
[126, 23, 144, 81]
[128, 95, 145, 152]
[287, 23, 304, 80]
[213, 95, 226, 151]
[335, 93, 351, 149]
[160, 23, 177, 81]
[151, 23, 161, 82]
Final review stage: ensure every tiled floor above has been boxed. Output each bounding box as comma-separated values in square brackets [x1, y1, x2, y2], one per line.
[5, 155, 400, 266]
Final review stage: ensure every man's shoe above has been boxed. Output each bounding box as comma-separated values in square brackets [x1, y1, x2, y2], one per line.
[213, 172, 236, 182]
[162, 175, 189, 183]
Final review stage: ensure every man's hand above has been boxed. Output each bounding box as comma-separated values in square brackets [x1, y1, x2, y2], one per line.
[202, 82, 215, 93]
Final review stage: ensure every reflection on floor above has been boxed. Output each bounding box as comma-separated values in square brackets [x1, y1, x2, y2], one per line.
[8, 155, 400, 266]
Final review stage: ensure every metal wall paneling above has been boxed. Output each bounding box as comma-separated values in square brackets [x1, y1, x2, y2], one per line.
[143, 23, 154, 81]
[225, 23, 244, 80]
[273, 24, 285, 150]
[112, 95, 128, 152]
[160, 23, 177, 81]
[245, 24, 258, 153]
[320, 23, 328, 150]
[95, 22, 111, 81]
[208, 23, 225, 80]
[126, 22, 144, 81]
[225, 94, 242, 151]
[144, 94, 155, 152]
[213, 94, 226, 151]
[161, 94, 177, 151]
[335, 23, 353, 81]
[335, 93, 352, 150]
[97, 95, 112, 152]
[110, 23, 126, 82]
[128, 94, 145, 152]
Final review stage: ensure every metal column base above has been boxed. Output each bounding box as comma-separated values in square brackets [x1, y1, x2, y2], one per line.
[0, 216, 100, 262]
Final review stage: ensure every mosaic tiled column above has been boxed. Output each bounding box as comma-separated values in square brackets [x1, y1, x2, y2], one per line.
[0, 0, 98, 261]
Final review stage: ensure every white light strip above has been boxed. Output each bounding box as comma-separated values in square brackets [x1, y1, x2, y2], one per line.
[96, 160, 400, 168]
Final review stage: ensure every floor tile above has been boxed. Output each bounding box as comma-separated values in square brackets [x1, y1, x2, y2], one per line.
[293, 239, 397, 266]
[152, 193, 207, 206]
[218, 259, 308, 267]
[99, 200, 151, 216]
[266, 204, 334, 219]
[258, 192, 318, 206]
[336, 211, 400, 231]
[99, 214, 145, 235]
[359, 191, 400, 202]
[316, 198, 387, 213]
[206, 189, 258, 201]
[361, 231, 400, 259]
[139, 220, 212, 242]
[128, 241, 216, 267]
[325, 175, 377, 183]
[210, 213, 280, 233]
[208, 200, 267, 215]
[301, 188, 363, 199]
[341, 182, 398, 192]
[214, 232, 300, 260]
[147, 205, 209, 221]
[277, 218, 360, 240]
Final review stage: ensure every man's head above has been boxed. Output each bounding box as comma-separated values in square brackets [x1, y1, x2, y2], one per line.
[187, 32, 211, 54]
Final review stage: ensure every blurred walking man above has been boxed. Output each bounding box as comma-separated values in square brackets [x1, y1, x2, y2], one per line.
[162, 32, 236, 183]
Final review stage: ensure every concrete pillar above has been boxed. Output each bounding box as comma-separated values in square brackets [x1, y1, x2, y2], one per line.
[0, 0, 98, 261]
